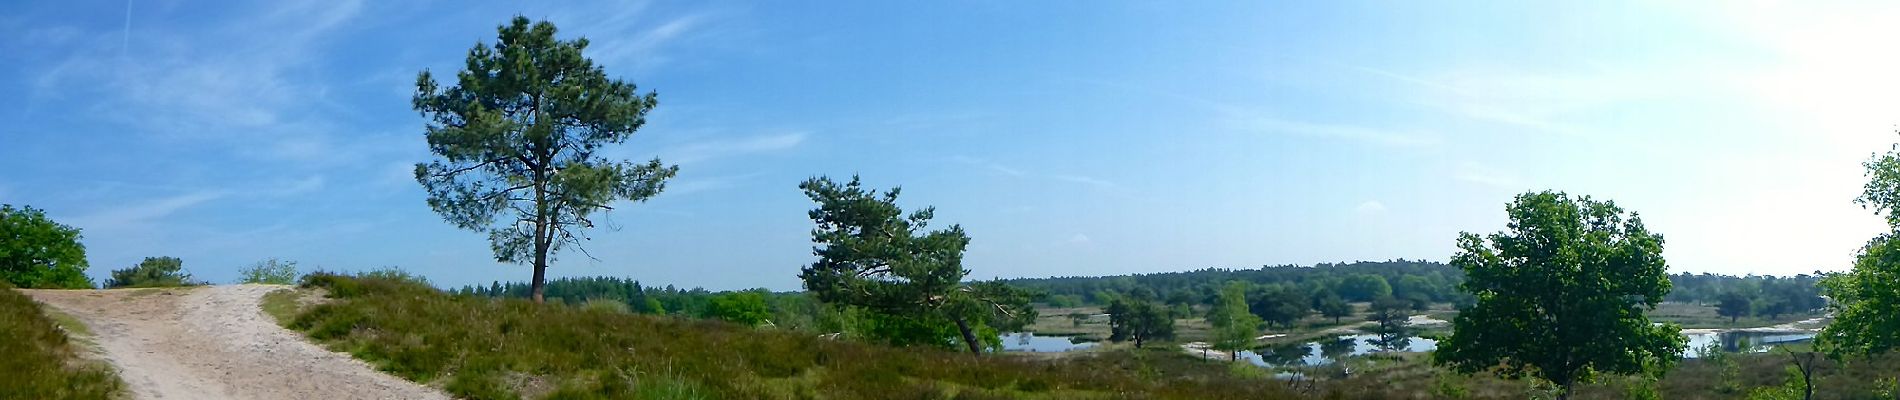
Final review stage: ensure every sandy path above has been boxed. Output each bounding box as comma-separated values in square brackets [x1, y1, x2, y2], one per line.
[22, 285, 450, 400]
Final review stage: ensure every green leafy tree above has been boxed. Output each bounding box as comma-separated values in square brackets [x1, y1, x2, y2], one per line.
[105, 257, 193, 288]
[637, 297, 667, 314]
[1315, 292, 1353, 324]
[798, 176, 1036, 354]
[1366, 296, 1412, 351]
[238, 258, 299, 285]
[708, 291, 772, 326]
[1248, 286, 1309, 328]
[1716, 291, 1752, 325]
[1433, 191, 1686, 400]
[1107, 297, 1174, 348]
[1208, 280, 1260, 361]
[412, 17, 678, 303]
[0, 204, 93, 289]
[1337, 273, 1392, 302]
[1819, 140, 1900, 360]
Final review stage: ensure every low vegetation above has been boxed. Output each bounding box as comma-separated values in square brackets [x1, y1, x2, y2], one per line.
[238, 258, 299, 285]
[0, 281, 123, 399]
[283, 273, 1306, 400]
[103, 256, 197, 288]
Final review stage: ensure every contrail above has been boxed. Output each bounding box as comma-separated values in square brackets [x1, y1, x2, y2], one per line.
[121, 0, 132, 57]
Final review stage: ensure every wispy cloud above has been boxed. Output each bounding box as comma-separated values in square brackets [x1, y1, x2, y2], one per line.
[541, 3, 728, 72]
[1453, 161, 1523, 189]
[951, 156, 1027, 177]
[663, 132, 808, 164]
[1050, 174, 1116, 189]
[1223, 113, 1440, 148]
[951, 156, 1119, 190]
[1355, 200, 1387, 215]
[66, 190, 226, 229]
[663, 172, 762, 196]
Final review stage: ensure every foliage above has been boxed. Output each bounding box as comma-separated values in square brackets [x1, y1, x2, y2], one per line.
[412, 17, 678, 303]
[797, 176, 1035, 354]
[1434, 191, 1687, 398]
[1315, 292, 1353, 323]
[288, 274, 1306, 399]
[1716, 291, 1751, 324]
[1248, 284, 1309, 328]
[0, 204, 93, 289]
[238, 258, 299, 285]
[104, 256, 195, 288]
[1106, 296, 1173, 348]
[1001, 259, 1466, 308]
[708, 291, 771, 326]
[0, 281, 123, 398]
[1338, 273, 1393, 302]
[1365, 296, 1412, 352]
[1207, 280, 1260, 360]
[1819, 140, 1900, 360]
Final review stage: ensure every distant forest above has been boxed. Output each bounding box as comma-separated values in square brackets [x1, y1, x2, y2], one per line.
[999, 260, 1825, 315]
[454, 259, 1826, 317]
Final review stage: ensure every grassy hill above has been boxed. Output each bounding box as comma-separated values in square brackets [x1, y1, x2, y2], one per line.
[275, 273, 1306, 400]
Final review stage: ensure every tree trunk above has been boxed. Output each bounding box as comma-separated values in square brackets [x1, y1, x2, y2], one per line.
[530, 259, 548, 304]
[530, 218, 550, 303]
[953, 317, 982, 355]
[1134, 337, 1144, 348]
[1557, 379, 1573, 400]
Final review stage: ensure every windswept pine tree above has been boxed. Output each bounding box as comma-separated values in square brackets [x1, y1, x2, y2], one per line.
[412, 17, 678, 303]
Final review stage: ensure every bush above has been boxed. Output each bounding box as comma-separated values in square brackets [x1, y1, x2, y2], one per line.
[0, 281, 123, 397]
[238, 258, 299, 284]
[0, 204, 94, 289]
[104, 256, 195, 288]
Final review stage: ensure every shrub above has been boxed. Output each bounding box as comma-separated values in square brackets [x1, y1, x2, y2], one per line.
[238, 258, 299, 284]
[0, 281, 123, 397]
[581, 298, 631, 314]
[707, 291, 770, 326]
[104, 256, 195, 288]
[0, 204, 94, 289]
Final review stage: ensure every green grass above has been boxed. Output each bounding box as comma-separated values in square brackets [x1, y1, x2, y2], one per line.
[286, 273, 1307, 400]
[260, 289, 306, 326]
[0, 282, 124, 399]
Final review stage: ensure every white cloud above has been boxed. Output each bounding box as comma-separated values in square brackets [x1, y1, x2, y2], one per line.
[951, 156, 1119, 190]
[66, 190, 226, 230]
[1066, 233, 1093, 245]
[952, 155, 1027, 177]
[664, 132, 807, 164]
[1355, 200, 1387, 215]
[1454, 161, 1523, 189]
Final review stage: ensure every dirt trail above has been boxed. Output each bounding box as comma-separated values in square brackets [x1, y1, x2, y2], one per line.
[22, 284, 449, 400]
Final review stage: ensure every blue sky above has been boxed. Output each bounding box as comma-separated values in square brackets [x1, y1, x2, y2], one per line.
[3, 1, 1896, 291]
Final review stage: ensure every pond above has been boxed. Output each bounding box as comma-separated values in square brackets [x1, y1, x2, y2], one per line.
[1233, 330, 1815, 368]
[1232, 334, 1438, 368]
[1682, 331, 1815, 358]
[999, 332, 1100, 352]
[1005, 329, 1817, 362]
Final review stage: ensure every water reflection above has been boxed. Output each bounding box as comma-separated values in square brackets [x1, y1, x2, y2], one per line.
[1682, 331, 1815, 358]
[1232, 330, 1811, 368]
[999, 332, 1099, 352]
[1235, 334, 1440, 368]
